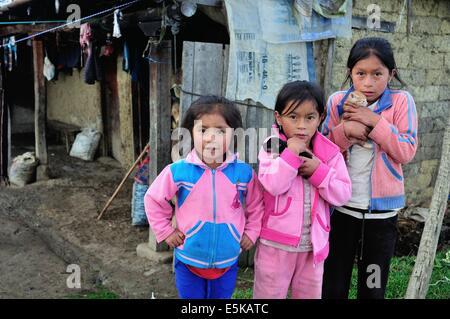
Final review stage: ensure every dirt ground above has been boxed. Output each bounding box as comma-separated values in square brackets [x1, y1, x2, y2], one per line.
[0, 138, 177, 299]
[0, 214, 79, 298]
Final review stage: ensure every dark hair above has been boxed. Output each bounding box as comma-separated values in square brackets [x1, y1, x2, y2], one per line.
[274, 80, 325, 117]
[342, 37, 406, 88]
[181, 95, 243, 136]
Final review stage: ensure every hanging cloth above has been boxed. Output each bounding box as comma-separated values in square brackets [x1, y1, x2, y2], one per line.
[113, 9, 122, 38]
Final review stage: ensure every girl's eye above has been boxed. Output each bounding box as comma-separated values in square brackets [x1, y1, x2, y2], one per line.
[356, 72, 364, 76]
[375, 72, 383, 76]
[307, 116, 315, 120]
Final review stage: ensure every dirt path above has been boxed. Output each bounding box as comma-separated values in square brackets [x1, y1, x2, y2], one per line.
[0, 213, 78, 298]
[0, 144, 177, 299]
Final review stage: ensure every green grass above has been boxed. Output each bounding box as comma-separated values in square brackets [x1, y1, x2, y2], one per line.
[66, 288, 119, 299]
[232, 250, 450, 299]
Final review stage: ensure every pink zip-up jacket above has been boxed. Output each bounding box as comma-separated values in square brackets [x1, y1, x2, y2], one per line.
[258, 129, 352, 264]
[321, 87, 418, 211]
[144, 149, 264, 269]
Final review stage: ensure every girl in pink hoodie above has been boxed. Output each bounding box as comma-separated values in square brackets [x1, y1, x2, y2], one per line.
[144, 96, 264, 299]
[253, 81, 352, 299]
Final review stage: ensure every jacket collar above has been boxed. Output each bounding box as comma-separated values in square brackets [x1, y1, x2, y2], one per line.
[337, 85, 393, 116]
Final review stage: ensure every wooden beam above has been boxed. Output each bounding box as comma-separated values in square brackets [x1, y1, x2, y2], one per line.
[32, 38, 48, 180]
[0, 24, 57, 37]
[148, 40, 172, 252]
[405, 114, 450, 298]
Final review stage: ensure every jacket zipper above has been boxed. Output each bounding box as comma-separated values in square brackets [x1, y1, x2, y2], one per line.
[209, 169, 217, 267]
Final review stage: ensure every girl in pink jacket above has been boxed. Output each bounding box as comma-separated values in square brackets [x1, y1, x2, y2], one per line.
[144, 96, 264, 299]
[253, 81, 352, 299]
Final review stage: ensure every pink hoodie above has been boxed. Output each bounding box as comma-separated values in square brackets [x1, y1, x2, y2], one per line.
[258, 129, 352, 264]
[144, 149, 264, 269]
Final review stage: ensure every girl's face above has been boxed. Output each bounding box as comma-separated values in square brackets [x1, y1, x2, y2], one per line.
[192, 113, 233, 169]
[275, 100, 322, 148]
[350, 54, 394, 103]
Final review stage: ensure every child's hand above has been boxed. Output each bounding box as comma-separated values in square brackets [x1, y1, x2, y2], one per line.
[164, 229, 185, 248]
[240, 233, 254, 251]
[298, 152, 320, 178]
[343, 120, 370, 141]
[343, 103, 381, 128]
[287, 136, 306, 155]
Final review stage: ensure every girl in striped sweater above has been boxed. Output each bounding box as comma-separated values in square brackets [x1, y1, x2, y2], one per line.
[321, 37, 418, 299]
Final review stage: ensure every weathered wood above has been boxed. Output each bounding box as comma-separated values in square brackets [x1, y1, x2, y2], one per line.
[148, 40, 172, 252]
[0, 24, 61, 37]
[324, 38, 335, 98]
[33, 39, 48, 180]
[405, 114, 450, 299]
[180, 41, 227, 121]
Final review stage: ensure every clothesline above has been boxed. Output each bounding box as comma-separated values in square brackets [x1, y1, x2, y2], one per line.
[0, 20, 67, 25]
[0, 0, 143, 48]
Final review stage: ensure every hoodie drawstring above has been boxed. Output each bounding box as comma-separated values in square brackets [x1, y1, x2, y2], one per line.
[359, 212, 366, 261]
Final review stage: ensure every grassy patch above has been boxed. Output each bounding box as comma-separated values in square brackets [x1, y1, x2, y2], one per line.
[233, 250, 450, 299]
[66, 288, 119, 299]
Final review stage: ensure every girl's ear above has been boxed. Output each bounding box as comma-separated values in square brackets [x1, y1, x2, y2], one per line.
[389, 69, 397, 82]
[319, 113, 326, 123]
[274, 111, 282, 126]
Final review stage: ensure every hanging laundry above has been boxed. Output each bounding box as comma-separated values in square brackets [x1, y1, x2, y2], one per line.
[113, 9, 122, 38]
[121, 33, 148, 82]
[100, 33, 114, 57]
[80, 24, 102, 84]
[55, 0, 60, 14]
[122, 41, 130, 72]
[80, 23, 93, 55]
[54, 42, 81, 72]
[2, 36, 17, 72]
[84, 44, 102, 84]
[43, 56, 56, 81]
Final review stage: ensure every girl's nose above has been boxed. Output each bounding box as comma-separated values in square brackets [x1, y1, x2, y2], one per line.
[363, 77, 374, 87]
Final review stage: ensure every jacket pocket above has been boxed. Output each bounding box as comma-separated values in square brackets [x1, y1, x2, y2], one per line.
[381, 152, 403, 181]
[182, 221, 210, 259]
[185, 220, 206, 239]
[316, 213, 330, 233]
[271, 196, 292, 216]
[215, 223, 241, 263]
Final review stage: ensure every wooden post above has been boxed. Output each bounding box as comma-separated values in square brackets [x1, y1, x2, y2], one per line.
[405, 114, 450, 298]
[33, 39, 48, 180]
[324, 38, 335, 99]
[147, 40, 172, 252]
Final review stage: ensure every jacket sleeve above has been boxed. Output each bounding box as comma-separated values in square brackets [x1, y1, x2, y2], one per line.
[243, 171, 265, 244]
[258, 146, 304, 196]
[144, 165, 178, 243]
[368, 92, 418, 164]
[321, 93, 354, 152]
[308, 151, 352, 207]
